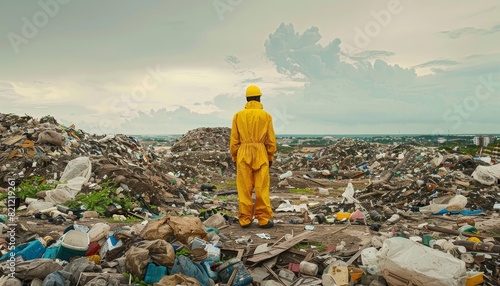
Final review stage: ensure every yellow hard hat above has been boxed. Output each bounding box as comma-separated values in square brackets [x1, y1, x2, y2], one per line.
[246, 85, 262, 97]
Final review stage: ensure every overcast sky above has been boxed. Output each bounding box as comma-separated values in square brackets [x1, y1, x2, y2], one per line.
[1, 0, 499, 135]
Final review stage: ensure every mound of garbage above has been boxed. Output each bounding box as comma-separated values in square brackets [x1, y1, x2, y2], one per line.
[0, 113, 183, 208]
[170, 127, 230, 152]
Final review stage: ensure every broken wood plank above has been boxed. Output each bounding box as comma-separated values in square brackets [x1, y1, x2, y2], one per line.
[263, 264, 288, 286]
[346, 242, 371, 265]
[246, 230, 313, 263]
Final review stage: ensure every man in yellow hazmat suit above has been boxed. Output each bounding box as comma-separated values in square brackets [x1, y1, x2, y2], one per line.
[230, 85, 277, 228]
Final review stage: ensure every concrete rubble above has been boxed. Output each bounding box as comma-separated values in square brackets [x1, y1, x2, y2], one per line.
[0, 113, 499, 285]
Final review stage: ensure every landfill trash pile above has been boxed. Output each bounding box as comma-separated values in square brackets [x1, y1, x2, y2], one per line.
[160, 149, 233, 186]
[0, 113, 184, 208]
[275, 138, 500, 212]
[171, 127, 230, 152]
[162, 127, 234, 184]
[278, 139, 383, 172]
[1, 114, 500, 285]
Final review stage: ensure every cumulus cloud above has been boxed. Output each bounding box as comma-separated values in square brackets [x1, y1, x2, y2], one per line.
[261, 23, 500, 134]
[265, 24, 416, 84]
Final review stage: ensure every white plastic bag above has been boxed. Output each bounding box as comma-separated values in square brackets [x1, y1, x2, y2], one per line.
[341, 182, 355, 203]
[45, 157, 92, 203]
[377, 237, 466, 286]
[419, 195, 467, 214]
[472, 163, 500, 186]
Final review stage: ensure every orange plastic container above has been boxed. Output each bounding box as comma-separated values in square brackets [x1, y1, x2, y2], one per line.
[336, 212, 351, 220]
[348, 267, 364, 283]
[466, 272, 483, 286]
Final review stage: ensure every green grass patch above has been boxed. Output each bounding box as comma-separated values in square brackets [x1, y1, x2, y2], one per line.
[218, 209, 237, 217]
[294, 241, 326, 251]
[289, 188, 315, 195]
[64, 181, 137, 215]
[226, 181, 237, 186]
[103, 216, 142, 223]
[0, 176, 60, 201]
[215, 195, 238, 202]
[215, 180, 237, 190]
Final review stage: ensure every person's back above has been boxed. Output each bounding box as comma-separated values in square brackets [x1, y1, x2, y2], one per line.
[234, 106, 271, 144]
[230, 85, 276, 228]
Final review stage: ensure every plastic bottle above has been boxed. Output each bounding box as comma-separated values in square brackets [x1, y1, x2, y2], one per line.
[200, 259, 218, 281]
[279, 171, 293, 180]
[369, 210, 384, 221]
[204, 244, 220, 262]
[289, 218, 304, 224]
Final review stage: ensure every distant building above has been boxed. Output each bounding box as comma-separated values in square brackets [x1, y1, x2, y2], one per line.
[483, 145, 500, 160]
[473, 136, 495, 147]
[437, 137, 447, 144]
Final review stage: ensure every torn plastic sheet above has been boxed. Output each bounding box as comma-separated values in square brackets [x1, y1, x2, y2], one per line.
[276, 200, 308, 212]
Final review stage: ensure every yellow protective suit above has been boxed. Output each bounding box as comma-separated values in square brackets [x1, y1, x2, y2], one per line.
[230, 101, 277, 227]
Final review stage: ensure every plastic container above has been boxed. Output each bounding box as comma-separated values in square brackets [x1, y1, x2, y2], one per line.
[200, 259, 218, 281]
[466, 272, 484, 286]
[86, 255, 100, 264]
[289, 218, 304, 224]
[279, 171, 292, 180]
[369, 210, 384, 221]
[87, 223, 110, 242]
[217, 258, 253, 286]
[106, 235, 122, 251]
[56, 230, 90, 261]
[335, 212, 351, 221]
[144, 263, 168, 284]
[43, 246, 58, 259]
[348, 267, 364, 283]
[204, 244, 220, 262]
[350, 209, 366, 221]
[84, 241, 101, 256]
[0, 240, 45, 261]
[63, 224, 90, 234]
[299, 261, 318, 276]
[190, 237, 207, 250]
[203, 214, 226, 229]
